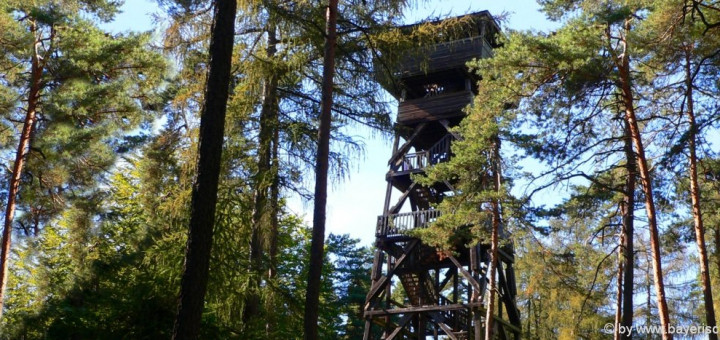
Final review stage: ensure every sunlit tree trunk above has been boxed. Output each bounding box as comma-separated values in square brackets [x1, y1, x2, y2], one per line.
[0, 20, 45, 320]
[615, 18, 671, 340]
[683, 46, 717, 340]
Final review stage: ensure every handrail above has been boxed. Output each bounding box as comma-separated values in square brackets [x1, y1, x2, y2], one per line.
[391, 134, 454, 173]
[376, 209, 442, 237]
[428, 134, 453, 165]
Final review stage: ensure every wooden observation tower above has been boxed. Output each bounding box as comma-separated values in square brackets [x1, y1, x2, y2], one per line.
[363, 11, 521, 340]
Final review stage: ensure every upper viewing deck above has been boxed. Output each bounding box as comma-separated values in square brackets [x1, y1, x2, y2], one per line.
[374, 11, 500, 127]
[393, 36, 494, 79]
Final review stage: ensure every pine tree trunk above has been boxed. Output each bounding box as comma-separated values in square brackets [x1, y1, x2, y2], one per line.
[0, 21, 44, 320]
[266, 118, 281, 336]
[269, 126, 280, 278]
[614, 232, 623, 340]
[616, 19, 671, 340]
[171, 0, 236, 338]
[485, 139, 502, 340]
[621, 119, 635, 340]
[717, 228, 720, 310]
[303, 1, 337, 338]
[684, 47, 717, 340]
[244, 24, 280, 328]
[646, 258, 652, 340]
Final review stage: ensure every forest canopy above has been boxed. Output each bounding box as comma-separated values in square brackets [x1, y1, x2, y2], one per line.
[0, 0, 720, 339]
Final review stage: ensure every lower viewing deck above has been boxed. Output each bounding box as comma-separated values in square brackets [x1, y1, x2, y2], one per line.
[376, 209, 441, 238]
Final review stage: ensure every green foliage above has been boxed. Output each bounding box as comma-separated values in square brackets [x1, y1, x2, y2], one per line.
[0, 0, 167, 234]
[517, 182, 621, 339]
[5, 0, 720, 338]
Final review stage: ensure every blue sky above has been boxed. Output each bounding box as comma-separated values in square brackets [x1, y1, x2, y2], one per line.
[104, 0, 558, 32]
[103, 0, 559, 246]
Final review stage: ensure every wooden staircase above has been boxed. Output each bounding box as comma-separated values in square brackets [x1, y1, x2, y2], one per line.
[399, 272, 437, 306]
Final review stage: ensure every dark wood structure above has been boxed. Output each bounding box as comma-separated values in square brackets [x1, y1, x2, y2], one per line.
[363, 11, 521, 340]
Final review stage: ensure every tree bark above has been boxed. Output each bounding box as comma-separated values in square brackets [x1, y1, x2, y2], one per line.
[616, 19, 672, 339]
[614, 232, 624, 340]
[0, 20, 44, 320]
[684, 46, 717, 340]
[303, 1, 338, 339]
[244, 23, 280, 328]
[646, 254, 652, 340]
[717, 227, 720, 313]
[171, 0, 236, 338]
[485, 140, 501, 340]
[269, 126, 280, 278]
[265, 112, 281, 336]
[621, 119, 636, 340]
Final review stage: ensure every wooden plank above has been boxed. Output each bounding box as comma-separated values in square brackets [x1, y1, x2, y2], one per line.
[400, 92, 471, 114]
[365, 302, 484, 316]
[371, 249, 383, 281]
[397, 37, 493, 77]
[398, 91, 472, 125]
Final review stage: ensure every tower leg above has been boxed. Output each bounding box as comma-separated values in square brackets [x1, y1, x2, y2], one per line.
[474, 308, 482, 340]
[363, 319, 373, 340]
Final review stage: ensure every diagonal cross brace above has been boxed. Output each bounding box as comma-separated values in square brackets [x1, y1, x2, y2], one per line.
[448, 254, 482, 294]
[388, 123, 427, 167]
[365, 240, 420, 306]
[384, 313, 415, 340]
[496, 261, 521, 328]
[389, 182, 416, 215]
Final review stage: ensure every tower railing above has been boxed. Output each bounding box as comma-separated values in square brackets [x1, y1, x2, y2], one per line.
[376, 209, 442, 237]
[391, 134, 454, 173]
